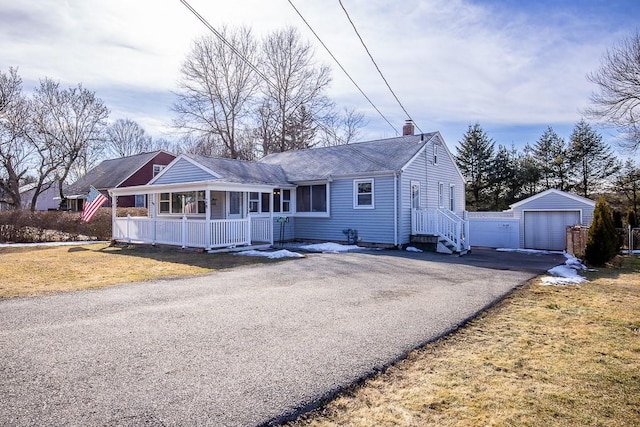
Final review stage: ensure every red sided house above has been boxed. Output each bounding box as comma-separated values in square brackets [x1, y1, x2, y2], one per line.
[62, 151, 176, 211]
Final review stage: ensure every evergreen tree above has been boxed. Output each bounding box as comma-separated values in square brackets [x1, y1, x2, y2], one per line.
[627, 208, 638, 228]
[455, 123, 495, 210]
[585, 197, 619, 266]
[488, 145, 517, 210]
[518, 145, 542, 198]
[614, 159, 640, 215]
[532, 127, 571, 191]
[569, 119, 620, 198]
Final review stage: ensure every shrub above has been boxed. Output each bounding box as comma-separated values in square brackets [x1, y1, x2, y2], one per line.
[585, 197, 619, 266]
[0, 208, 122, 243]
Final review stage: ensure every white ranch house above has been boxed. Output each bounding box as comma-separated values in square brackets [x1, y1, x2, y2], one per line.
[109, 132, 470, 253]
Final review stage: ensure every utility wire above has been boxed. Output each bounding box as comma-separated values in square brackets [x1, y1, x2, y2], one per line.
[338, 0, 423, 134]
[287, 0, 399, 135]
[178, 0, 346, 144]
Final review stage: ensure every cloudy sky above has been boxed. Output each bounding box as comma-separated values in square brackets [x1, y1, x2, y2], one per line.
[1, 0, 637, 154]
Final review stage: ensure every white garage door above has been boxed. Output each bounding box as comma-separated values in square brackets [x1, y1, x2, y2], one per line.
[524, 211, 580, 250]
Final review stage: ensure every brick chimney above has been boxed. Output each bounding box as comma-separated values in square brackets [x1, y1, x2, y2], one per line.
[402, 120, 414, 136]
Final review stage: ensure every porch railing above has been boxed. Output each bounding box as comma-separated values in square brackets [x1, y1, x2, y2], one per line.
[411, 208, 469, 252]
[113, 215, 271, 249]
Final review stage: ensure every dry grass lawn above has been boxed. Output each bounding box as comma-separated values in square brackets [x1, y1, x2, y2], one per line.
[289, 257, 640, 427]
[0, 242, 279, 298]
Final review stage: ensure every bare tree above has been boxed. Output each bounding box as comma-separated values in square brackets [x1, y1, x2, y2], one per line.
[259, 27, 333, 155]
[173, 26, 259, 160]
[319, 107, 366, 146]
[0, 67, 31, 209]
[105, 118, 154, 157]
[30, 78, 109, 203]
[586, 31, 640, 151]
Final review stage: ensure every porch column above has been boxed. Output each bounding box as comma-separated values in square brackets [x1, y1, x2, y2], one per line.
[270, 190, 274, 245]
[205, 189, 211, 250]
[111, 193, 117, 241]
[151, 193, 157, 246]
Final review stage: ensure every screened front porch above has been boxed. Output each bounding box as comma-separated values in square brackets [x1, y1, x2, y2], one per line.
[109, 182, 293, 250]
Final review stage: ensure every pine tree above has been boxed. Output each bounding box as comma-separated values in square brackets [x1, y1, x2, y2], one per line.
[532, 127, 571, 191]
[627, 208, 637, 228]
[455, 123, 495, 210]
[585, 197, 619, 266]
[569, 120, 620, 198]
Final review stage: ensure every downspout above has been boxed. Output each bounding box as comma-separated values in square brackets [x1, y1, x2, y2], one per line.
[394, 172, 399, 247]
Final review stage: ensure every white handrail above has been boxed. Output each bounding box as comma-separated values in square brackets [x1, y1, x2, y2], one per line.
[411, 208, 469, 252]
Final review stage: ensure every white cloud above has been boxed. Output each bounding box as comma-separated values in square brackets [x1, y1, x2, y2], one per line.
[0, 0, 636, 146]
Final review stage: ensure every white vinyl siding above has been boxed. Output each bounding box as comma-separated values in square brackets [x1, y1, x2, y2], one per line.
[153, 158, 215, 184]
[294, 177, 396, 244]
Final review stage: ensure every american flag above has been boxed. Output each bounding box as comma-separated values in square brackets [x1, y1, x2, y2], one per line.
[80, 186, 108, 222]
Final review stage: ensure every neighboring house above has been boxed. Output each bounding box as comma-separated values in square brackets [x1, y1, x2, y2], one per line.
[109, 130, 469, 252]
[468, 189, 596, 251]
[0, 183, 60, 211]
[20, 183, 61, 211]
[63, 151, 176, 211]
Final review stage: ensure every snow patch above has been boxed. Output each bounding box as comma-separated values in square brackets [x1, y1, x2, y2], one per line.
[541, 253, 588, 285]
[235, 249, 304, 259]
[299, 242, 363, 253]
[405, 246, 423, 253]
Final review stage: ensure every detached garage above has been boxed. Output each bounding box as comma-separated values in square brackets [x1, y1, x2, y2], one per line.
[469, 189, 595, 251]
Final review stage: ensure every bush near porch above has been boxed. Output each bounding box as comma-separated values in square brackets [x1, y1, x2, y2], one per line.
[0, 208, 146, 243]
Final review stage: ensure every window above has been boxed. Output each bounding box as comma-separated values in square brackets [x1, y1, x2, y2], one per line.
[229, 192, 242, 215]
[158, 191, 206, 215]
[411, 181, 420, 209]
[438, 182, 444, 208]
[449, 185, 456, 212]
[354, 179, 374, 209]
[433, 145, 438, 165]
[159, 193, 170, 213]
[153, 164, 166, 177]
[134, 194, 146, 208]
[282, 189, 291, 212]
[296, 184, 327, 213]
[249, 192, 260, 213]
[261, 192, 270, 213]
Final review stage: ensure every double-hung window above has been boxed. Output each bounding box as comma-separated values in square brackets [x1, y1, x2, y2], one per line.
[438, 182, 444, 208]
[354, 179, 374, 209]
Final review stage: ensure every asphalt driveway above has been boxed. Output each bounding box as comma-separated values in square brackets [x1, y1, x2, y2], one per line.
[0, 248, 565, 426]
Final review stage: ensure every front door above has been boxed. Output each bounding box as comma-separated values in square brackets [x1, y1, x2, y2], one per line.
[227, 192, 244, 219]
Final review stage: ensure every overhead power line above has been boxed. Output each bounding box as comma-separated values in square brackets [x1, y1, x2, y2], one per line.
[338, 0, 423, 134]
[286, 0, 399, 135]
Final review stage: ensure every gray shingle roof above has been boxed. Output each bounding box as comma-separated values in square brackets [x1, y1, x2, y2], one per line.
[185, 154, 292, 186]
[259, 134, 435, 181]
[65, 151, 170, 196]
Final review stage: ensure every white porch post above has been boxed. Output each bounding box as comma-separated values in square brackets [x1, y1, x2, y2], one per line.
[126, 214, 131, 244]
[111, 193, 117, 241]
[151, 193, 157, 246]
[181, 215, 188, 249]
[269, 190, 274, 245]
[205, 189, 211, 250]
